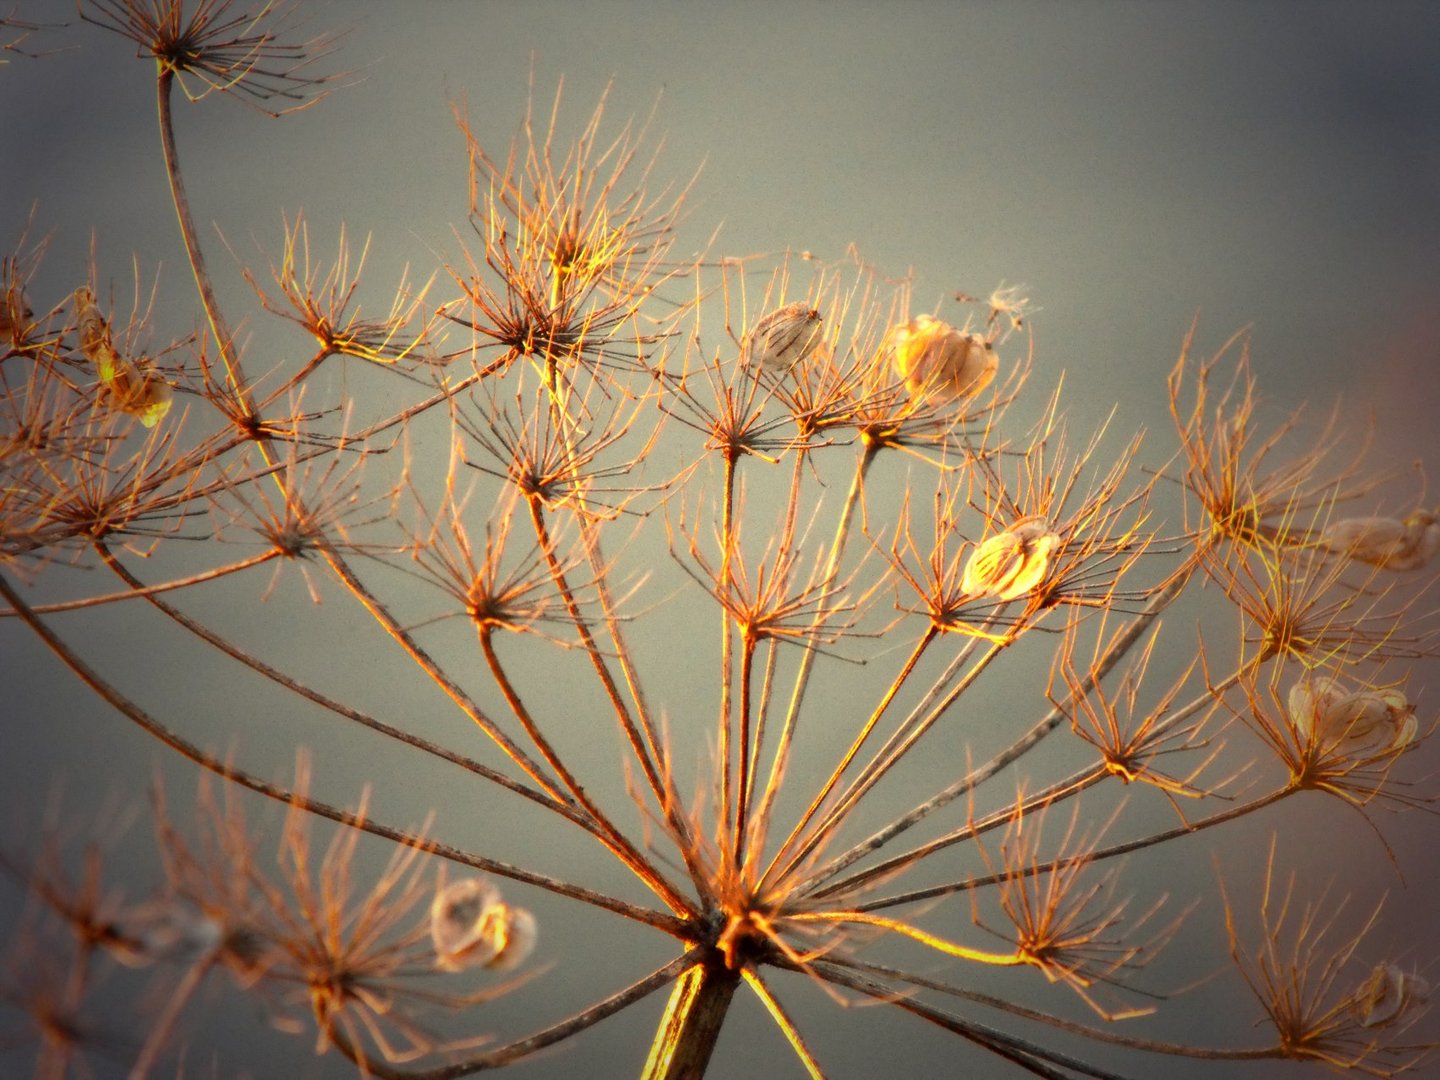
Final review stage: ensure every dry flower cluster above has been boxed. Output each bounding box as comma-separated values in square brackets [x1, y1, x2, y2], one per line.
[1, 3, 1438, 1078]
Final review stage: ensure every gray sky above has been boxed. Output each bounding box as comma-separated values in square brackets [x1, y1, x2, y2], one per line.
[4, 2, 1440, 1077]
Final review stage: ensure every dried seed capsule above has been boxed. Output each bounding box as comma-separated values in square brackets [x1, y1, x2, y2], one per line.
[484, 905, 537, 972]
[889, 314, 997, 403]
[961, 516, 1060, 601]
[101, 357, 174, 428]
[1320, 512, 1440, 571]
[431, 876, 536, 972]
[1352, 963, 1430, 1028]
[75, 285, 122, 378]
[740, 301, 825, 372]
[1287, 675, 1417, 756]
[74, 286, 173, 427]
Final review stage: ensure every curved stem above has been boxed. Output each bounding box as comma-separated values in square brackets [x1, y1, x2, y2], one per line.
[155, 68, 245, 402]
[826, 955, 1284, 1061]
[0, 571, 683, 934]
[3, 549, 280, 615]
[93, 544, 574, 822]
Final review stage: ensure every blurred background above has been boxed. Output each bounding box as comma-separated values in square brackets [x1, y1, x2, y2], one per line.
[3, 1, 1439, 1076]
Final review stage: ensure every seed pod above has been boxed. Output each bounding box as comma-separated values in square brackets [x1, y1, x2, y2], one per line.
[961, 516, 1060, 601]
[889, 314, 997, 403]
[74, 287, 173, 427]
[1352, 963, 1430, 1028]
[740, 301, 825, 372]
[1287, 675, 1417, 756]
[75, 287, 114, 366]
[431, 876, 536, 972]
[102, 357, 174, 428]
[1320, 512, 1440, 571]
[483, 905, 537, 972]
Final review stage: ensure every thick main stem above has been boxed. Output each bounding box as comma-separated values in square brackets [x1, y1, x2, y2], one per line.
[642, 960, 741, 1080]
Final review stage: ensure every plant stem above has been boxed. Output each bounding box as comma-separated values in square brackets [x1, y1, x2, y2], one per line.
[642, 959, 741, 1080]
[155, 68, 245, 404]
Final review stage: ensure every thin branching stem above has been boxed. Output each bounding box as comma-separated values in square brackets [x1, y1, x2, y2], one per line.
[93, 543, 576, 820]
[321, 545, 579, 812]
[478, 626, 694, 916]
[750, 443, 878, 858]
[860, 785, 1295, 912]
[0, 570, 683, 932]
[763, 624, 939, 887]
[155, 68, 245, 404]
[797, 569, 1198, 896]
[3, 548, 280, 614]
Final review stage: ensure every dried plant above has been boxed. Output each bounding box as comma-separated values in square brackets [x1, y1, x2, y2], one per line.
[2, 3, 1437, 1077]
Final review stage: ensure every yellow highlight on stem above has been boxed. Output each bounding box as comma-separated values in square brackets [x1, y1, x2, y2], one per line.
[786, 910, 1024, 966]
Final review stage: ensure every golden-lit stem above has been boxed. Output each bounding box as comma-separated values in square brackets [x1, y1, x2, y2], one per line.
[750, 444, 878, 859]
[742, 968, 824, 1079]
[155, 69, 245, 400]
[321, 546, 572, 808]
[0, 572, 684, 931]
[526, 497, 671, 816]
[479, 627, 694, 917]
[733, 632, 758, 867]
[718, 451, 739, 847]
[642, 960, 741, 1080]
[577, 507, 676, 812]
[791, 639, 1007, 895]
[762, 625, 940, 891]
[787, 910, 1025, 967]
